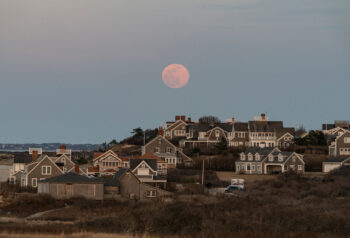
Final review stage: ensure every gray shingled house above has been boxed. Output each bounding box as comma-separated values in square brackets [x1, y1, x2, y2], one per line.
[104, 168, 171, 200]
[38, 172, 105, 200]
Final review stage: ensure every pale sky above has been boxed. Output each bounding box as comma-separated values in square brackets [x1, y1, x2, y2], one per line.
[0, 0, 349, 143]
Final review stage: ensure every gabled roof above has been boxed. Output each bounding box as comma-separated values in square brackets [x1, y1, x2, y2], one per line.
[165, 120, 187, 131]
[244, 147, 279, 155]
[93, 150, 122, 163]
[248, 121, 284, 132]
[136, 153, 166, 163]
[40, 172, 103, 184]
[13, 154, 32, 164]
[130, 159, 157, 171]
[233, 122, 249, 131]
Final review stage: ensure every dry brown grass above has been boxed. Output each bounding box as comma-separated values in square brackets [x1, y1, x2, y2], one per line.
[1, 168, 350, 237]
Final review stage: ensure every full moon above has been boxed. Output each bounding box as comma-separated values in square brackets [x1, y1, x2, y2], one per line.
[162, 64, 189, 89]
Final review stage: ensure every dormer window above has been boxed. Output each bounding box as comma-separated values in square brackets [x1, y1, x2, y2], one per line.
[255, 153, 260, 161]
[268, 155, 273, 162]
[240, 153, 246, 161]
[248, 154, 253, 161]
[278, 154, 284, 162]
[215, 130, 220, 138]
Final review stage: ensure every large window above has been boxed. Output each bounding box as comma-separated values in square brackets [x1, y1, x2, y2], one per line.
[42, 166, 51, 175]
[146, 190, 157, 197]
[9, 177, 15, 184]
[32, 178, 37, 187]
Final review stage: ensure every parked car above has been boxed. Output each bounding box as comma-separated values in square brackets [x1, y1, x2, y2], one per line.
[225, 184, 245, 193]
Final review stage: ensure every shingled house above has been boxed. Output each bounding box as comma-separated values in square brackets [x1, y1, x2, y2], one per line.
[129, 157, 167, 189]
[322, 157, 350, 173]
[236, 147, 304, 174]
[173, 114, 295, 150]
[89, 150, 130, 176]
[142, 135, 192, 167]
[329, 131, 350, 157]
[38, 172, 104, 200]
[104, 169, 171, 200]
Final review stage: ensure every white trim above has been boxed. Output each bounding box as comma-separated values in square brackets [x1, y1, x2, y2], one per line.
[132, 160, 157, 174]
[26, 156, 63, 183]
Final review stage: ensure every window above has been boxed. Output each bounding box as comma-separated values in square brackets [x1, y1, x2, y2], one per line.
[9, 177, 15, 184]
[146, 190, 157, 197]
[236, 165, 240, 170]
[247, 164, 251, 171]
[278, 154, 284, 162]
[248, 154, 253, 161]
[255, 154, 260, 161]
[154, 147, 160, 153]
[215, 130, 220, 137]
[240, 154, 246, 161]
[166, 147, 172, 153]
[166, 132, 170, 137]
[298, 165, 303, 170]
[268, 155, 273, 162]
[32, 178, 37, 187]
[42, 166, 51, 175]
[251, 165, 255, 171]
[257, 165, 261, 171]
[344, 137, 350, 143]
[290, 165, 295, 170]
[292, 157, 296, 163]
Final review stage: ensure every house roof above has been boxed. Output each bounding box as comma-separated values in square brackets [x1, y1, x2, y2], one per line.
[130, 159, 157, 171]
[136, 153, 166, 163]
[88, 166, 100, 173]
[248, 121, 284, 132]
[245, 147, 277, 155]
[40, 172, 104, 184]
[104, 168, 129, 186]
[233, 122, 249, 131]
[324, 157, 350, 163]
[13, 155, 32, 164]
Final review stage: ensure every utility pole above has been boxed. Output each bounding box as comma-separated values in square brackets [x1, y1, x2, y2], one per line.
[201, 159, 205, 185]
[143, 130, 146, 146]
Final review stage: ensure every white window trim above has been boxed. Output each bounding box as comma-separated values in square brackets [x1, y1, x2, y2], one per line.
[32, 178, 37, 187]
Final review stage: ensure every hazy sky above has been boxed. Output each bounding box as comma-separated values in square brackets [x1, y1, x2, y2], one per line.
[0, 0, 349, 143]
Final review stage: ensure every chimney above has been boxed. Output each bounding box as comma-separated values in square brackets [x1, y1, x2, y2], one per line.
[60, 145, 66, 150]
[75, 165, 79, 174]
[261, 113, 266, 120]
[175, 115, 180, 121]
[32, 150, 39, 162]
[158, 126, 164, 136]
[210, 122, 215, 127]
[180, 115, 186, 121]
[187, 117, 192, 122]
